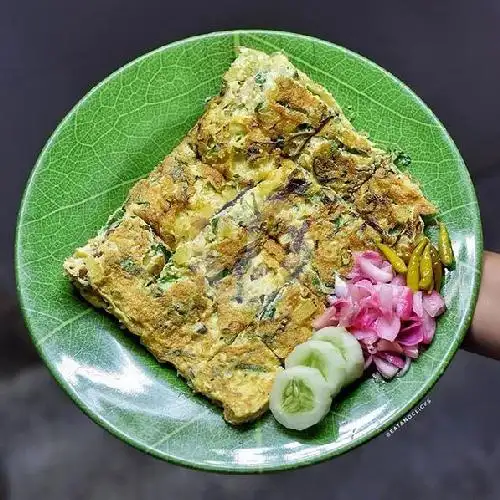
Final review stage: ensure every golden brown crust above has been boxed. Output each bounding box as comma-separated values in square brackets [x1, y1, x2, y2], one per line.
[126, 137, 235, 248]
[256, 282, 325, 360]
[64, 216, 225, 379]
[258, 77, 329, 147]
[210, 243, 290, 339]
[191, 333, 281, 424]
[298, 117, 435, 246]
[353, 167, 436, 244]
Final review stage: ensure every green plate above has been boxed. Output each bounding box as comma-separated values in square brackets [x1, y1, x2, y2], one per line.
[16, 31, 482, 473]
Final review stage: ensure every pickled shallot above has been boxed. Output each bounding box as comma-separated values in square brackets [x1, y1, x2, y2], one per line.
[313, 251, 446, 380]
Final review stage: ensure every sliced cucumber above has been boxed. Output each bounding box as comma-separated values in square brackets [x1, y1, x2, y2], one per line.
[312, 327, 364, 385]
[269, 366, 332, 430]
[285, 340, 347, 396]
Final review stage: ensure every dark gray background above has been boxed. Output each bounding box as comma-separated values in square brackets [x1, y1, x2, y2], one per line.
[1, 1, 499, 498]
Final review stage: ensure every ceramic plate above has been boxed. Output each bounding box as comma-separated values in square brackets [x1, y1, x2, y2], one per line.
[16, 31, 482, 472]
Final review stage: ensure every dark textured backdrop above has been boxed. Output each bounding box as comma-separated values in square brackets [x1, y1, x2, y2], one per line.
[1, 1, 499, 499]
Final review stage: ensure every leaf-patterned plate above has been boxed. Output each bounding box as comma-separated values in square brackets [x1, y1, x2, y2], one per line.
[16, 31, 482, 472]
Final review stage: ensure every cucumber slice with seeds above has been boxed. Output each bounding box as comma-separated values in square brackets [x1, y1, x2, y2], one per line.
[269, 366, 332, 430]
[312, 327, 364, 385]
[285, 340, 347, 396]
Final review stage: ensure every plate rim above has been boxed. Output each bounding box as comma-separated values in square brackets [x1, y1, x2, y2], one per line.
[15, 29, 483, 473]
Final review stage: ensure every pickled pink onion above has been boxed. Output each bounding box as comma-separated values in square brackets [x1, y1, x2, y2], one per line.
[314, 250, 446, 380]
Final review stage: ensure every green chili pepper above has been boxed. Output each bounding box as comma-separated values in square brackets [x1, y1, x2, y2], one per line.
[438, 222, 454, 267]
[377, 243, 407, 274]
[419, 243, 433, 291]
[429, 244, 443, 291]
[407, 237, 428, 292]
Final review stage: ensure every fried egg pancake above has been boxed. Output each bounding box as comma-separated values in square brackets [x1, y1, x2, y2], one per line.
[65, 47, 436, 424]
